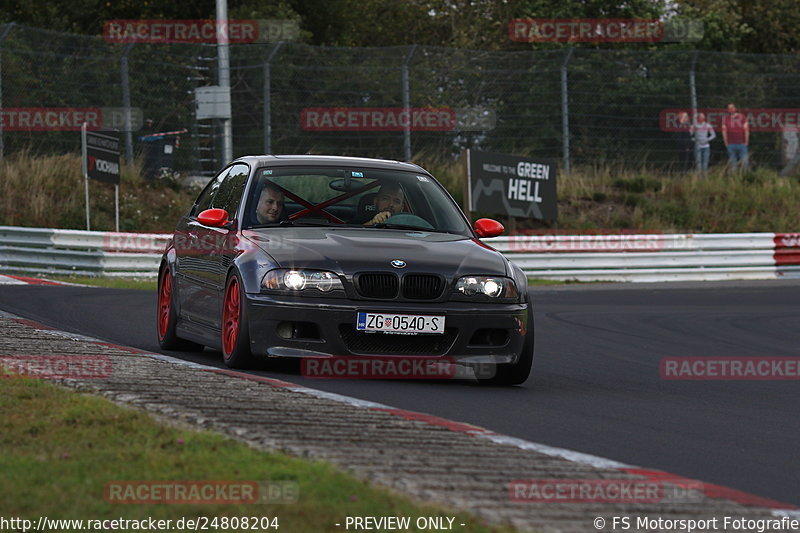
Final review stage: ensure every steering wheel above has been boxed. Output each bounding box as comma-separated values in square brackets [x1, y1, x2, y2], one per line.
[384, 213, 434, 230]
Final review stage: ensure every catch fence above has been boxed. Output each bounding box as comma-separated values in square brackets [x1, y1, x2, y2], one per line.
[1, 23, 800, 175]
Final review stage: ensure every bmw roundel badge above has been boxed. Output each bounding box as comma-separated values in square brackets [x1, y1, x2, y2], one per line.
[391, 259, 407, 268]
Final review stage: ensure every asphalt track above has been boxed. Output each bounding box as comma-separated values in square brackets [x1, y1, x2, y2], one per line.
[1, 280, 798, 506]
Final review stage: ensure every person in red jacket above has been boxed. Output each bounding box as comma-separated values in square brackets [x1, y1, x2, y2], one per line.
[721, 103, 750, 172]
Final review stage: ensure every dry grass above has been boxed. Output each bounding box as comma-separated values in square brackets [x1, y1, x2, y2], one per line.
[417, 155, 800, 233]
[3, 151, 799, 233]
[0, 151, 196, 232]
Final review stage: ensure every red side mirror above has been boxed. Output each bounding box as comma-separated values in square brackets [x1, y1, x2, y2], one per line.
[473, 218, 504, 238]
[197, 208, 229, 227]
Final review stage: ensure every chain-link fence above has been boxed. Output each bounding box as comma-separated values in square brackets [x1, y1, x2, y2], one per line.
[2, 23, 800, 176]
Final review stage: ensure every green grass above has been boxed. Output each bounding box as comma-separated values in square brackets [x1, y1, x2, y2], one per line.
[0, 377, 516, 533]
[526, 278, 575, 286]
[41, 275, 157, 291]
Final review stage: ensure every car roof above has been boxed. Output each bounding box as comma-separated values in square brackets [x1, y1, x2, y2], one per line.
[231, 154, 428, 173]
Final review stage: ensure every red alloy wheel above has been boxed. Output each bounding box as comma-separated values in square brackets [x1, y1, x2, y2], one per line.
[157, 270, 171, 340]
[222, 277, 241, 356]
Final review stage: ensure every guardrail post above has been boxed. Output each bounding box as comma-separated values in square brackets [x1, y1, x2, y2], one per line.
[0, 23, 16, 159]
[561, 47, 574, 175]
[263, 42, 283, 155]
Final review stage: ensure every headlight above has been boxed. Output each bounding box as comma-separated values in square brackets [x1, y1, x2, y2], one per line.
[455, 276, 518, 299]
[262, 269, 343, 293]
[284, 271, 306, 290]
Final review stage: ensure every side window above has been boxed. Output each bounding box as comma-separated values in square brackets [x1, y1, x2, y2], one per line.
[190, 167, 229, 217]
[211, 163, 249, 219]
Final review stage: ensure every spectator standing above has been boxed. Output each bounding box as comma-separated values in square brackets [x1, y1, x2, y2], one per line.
[691, 112, 716, 173]
[722, 103, 750, 172]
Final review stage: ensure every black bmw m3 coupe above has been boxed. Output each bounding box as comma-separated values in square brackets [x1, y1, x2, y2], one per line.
[157, 155, 533, 385]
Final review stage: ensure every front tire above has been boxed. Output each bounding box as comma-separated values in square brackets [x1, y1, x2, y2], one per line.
[157, 265, 204, 351]
[476, 305, 534, 386]
[221, 272, 254, 369]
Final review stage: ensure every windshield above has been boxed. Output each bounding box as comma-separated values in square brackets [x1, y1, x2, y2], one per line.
[243, 166, 470, 236]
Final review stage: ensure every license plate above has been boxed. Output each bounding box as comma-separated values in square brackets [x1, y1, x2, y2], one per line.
[356, 312, 445, 334]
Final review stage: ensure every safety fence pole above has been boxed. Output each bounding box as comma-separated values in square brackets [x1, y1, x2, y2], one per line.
[561, 47, 574, 175]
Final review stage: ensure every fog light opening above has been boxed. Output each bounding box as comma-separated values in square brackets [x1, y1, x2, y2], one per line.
[276, 321, 294, 339]
[468, 328, 510, 347]
[276, 321, 321, 340]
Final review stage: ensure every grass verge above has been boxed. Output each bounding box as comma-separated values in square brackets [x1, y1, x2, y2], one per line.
[0, 376, 515, 533]
[0, 151, 196, 232]
[526, 278, 576, 286]
[39, 274, 157, 291]
[422, 156, 800, 233]
[5, 150, 797, 233]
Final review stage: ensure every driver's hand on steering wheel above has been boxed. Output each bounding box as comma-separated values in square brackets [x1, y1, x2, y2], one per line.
[366, 210, 392, 226]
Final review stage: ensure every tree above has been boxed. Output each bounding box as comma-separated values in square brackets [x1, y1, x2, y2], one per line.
[673, 0, 800, 53]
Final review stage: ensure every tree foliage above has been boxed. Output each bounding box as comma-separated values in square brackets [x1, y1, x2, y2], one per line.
[673, 0, 800, 53]
[2, 0, 799, 53]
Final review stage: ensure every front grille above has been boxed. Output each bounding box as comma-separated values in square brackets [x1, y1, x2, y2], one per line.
[339, 325, 457, 355]
[355, 273, 398, 299]
[402, 274, 443, 300]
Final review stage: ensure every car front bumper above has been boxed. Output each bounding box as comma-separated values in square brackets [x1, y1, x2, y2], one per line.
[245, 293, 529, 365]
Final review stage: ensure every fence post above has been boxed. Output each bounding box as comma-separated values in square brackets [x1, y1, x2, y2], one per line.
[120, 42, 135, 165]
[216, 0, 232, 163]
[402, 44, 418, 162]
[561, 47, 574, 175]
[0, 23, 16, 159]
[689, 51, 699, 171]
[263, 42, 283, 155]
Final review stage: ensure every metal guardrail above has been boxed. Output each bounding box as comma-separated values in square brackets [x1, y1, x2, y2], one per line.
[0, 226, 167, 278]
[1, 226, 798, 282]
[488, 233, 800, 282]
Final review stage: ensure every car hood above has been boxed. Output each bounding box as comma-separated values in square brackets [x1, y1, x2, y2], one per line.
[241, 227, 508, 278]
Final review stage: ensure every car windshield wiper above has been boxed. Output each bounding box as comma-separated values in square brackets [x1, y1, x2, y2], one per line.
[248, 220, 331, 229]
[371, 223, 451, 234]
[286, 220, 332, 228]
[247, 221, 291, 229]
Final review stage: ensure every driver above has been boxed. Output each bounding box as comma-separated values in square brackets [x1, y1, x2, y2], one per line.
[255, 183, 285, 224]
[362, 183, 404, 225]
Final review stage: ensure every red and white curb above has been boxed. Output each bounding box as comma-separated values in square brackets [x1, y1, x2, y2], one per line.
[0, 275, 82, 286]
[0, 308, 797, 517]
